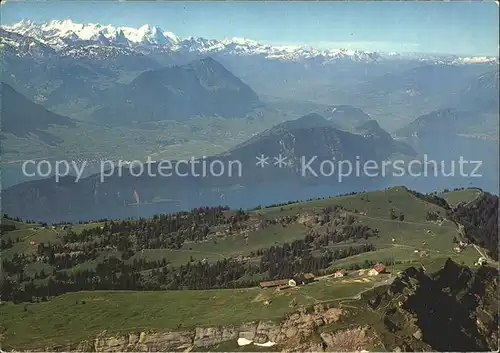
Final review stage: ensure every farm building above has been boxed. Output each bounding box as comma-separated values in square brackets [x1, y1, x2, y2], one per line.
[293, 273, 315, 285]
[368, 264, 386, 276]
[334, 269, 346, 278]
[259, 279, 290, 288]
[358, 269, 366, 276]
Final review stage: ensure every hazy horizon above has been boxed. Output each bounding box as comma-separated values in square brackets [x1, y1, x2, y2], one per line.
[1, 1, 499, 56]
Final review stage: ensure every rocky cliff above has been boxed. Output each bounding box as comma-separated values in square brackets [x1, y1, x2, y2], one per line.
[360, 258, 499, 352]
[18, 260, 500, 352]
[27, 304, 363, 352]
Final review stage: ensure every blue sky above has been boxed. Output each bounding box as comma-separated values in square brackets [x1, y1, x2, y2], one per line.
[1, 1, 498, 56]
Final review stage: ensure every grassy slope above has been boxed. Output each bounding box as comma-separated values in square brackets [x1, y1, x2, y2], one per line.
[440, 188, 483, 207]
[0, 186, 491, 349]
[0, 279, 376, 350]
[1, 187, 486, 266]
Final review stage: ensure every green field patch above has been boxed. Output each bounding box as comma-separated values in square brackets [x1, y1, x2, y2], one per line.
[358, 217, 457, 252]
[23, 262, 54, 277]
[70, 222, 107, 234]
[1, 228, 60, 260]
[131, 248, 225, 266]
[186, 223, 308, 258]
[440, 188, 482, 207]
[258, 187, 447, 223]
[1, 218, 40, 229]
[0, 278, 375, 350]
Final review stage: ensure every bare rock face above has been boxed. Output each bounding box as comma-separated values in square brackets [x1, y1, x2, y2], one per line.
[76, 340, 95, 351]
[253, 333, 269, 344]
[413, 329, 422, 340]
[91, 330, 195, 352]
[364, 260, 499, 352]
[322, 307, 343, 324]
[237, 322, 257, 341]
[283, 342, 326, 352]
[141, 331, 194, 351]
[256, 320, 281, 342]
[94, 333, 128, 352]
[320, 327, 371, 352]
[64, 303, 346, 352]
[284, 326, 299, 339]
[193, 326, 238, 347]
[279, 305, 343, 342]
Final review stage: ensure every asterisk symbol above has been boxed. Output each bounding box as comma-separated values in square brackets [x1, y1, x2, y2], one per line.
[256, 154, 269, 168]
[273, 154, 288, 168]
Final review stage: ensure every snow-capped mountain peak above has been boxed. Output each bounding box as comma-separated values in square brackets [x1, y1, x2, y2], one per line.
[89, 31, 111, 45]
[222, 37, 259, 46]
[122, 24, 178, 45]
[2, 20, 182, 48]
[107, 29, 129, 45]
[2, 19, 498, 65]
[2, 19, 384, 62]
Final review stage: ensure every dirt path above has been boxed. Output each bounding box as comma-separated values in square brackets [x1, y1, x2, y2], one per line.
[464, 190, 483, 207]
[472, 244, 494, 263]
[20, 227, 45, 241]
[328, 276, 396, 303]
[377, 242, 448, 256]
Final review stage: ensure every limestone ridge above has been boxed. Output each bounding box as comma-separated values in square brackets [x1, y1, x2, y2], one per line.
[33, 260, 499, 352]
[41, 305, 346, 352]
[362, 258, 499, 352]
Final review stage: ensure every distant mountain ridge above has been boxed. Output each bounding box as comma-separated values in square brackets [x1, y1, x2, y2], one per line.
[454, 70, 499, 113]
[2, 113, 416, 222]
[1, 83, 77, 145]
[229, 113, 342, 149]
[2, 20, 498, 65]
[90, 57, 261, 123]
[220, 113, 417, 181]
[361, 64, 495, 100]
[396, 107, 498, 138]
[2, 21, 498, 122]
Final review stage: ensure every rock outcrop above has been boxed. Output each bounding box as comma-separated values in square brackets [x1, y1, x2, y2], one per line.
[359, 259, 499, 352]
[33, 304, 348, 352]
[21, 260, 500, 353]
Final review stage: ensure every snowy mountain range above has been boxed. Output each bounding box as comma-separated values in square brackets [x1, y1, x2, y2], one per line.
[2, 19, 498, 65]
